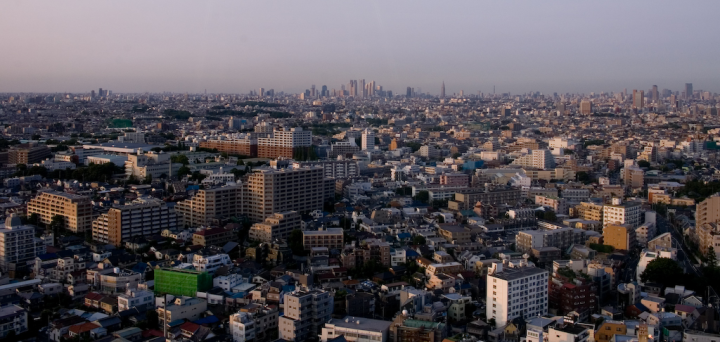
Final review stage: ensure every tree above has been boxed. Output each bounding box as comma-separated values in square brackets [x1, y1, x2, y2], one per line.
[51, 214, 64, 230]
[708, 247, 718, 267]
[412, 235, 427, 245]
[146, 310, 159, 328]
[638, 160, 651, 168]
[288, 229, 306, 256]
[640, 257, 684, 287]
[177, 166, 191, 178]
[576, 171, 591, 184]
[143, 174, 153, 184]
[28, 213, 40, 226]
[543, 211, 557, 222]
[413, 190, 429, 204]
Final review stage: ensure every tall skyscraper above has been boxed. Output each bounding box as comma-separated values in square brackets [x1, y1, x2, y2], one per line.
[406, 87, 412, 97]
[651, 85, 659, 103]
[311, 85, 316, 98]
[321, 85, 327, 97]
[98, 88, 104, 97]
[685, 83, 693, 100]
[632, 90, 644, 109]
[360, 79, 366, 98]
[441, 81, 446, 98]
[259, 88, 265, 97]
[579, 100, 593, 115]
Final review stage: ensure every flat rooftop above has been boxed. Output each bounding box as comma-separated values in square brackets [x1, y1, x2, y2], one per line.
[491, 266, 547, 281]
[328, 317, 392, 332]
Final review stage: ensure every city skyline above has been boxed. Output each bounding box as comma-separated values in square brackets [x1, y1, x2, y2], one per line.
[2, 1, 720, 94]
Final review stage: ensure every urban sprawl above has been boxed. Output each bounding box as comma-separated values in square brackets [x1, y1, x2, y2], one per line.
[0, 82, 718, 342]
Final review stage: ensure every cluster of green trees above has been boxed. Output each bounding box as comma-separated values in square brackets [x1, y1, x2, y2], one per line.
[0, 138, 21, 148]
[292, 147, 318, 161]
[164, 109, 192, 120]
[13, 163, 123, 182]
[588, 243, 615, 253]
[676, 180, 720, 202]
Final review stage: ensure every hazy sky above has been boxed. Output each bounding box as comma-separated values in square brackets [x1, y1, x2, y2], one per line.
[2, 1, 720, 95]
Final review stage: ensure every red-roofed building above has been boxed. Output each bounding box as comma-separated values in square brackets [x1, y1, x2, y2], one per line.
[179, 321, 201, 338]
[549, 270, 597, 321]
[68, 322, 103, 339]
[84, 292, 104, 308]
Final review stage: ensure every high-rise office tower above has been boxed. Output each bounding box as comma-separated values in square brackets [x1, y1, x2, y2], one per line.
[99, 88, 104, 97]
[362, 129, 375, 151]
[321, 85, 327, 97]
[259, 88, 265, 97]
[441, 82, 446, 98]
[685, 83, 693, 100]
[651, 85, 659, 103]
[360, 79, 366, 98]
[406, 87, 412, 97]
[311, 85, 316, 98]
[368, 81, 375, 97]
[632, 90, 644, 109]
[579, 100, 593, 115]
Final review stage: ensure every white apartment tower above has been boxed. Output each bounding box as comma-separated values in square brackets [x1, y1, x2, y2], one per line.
[603, 198, 642, 229]
[361, 129, 375, 151]
[486, 262, 549, 327]
[532, 149, 556, 169]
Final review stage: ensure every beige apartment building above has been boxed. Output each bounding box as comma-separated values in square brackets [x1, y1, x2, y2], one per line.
[257, 127, 312, 159]
[199, 137, 257, 157]
[570, 202, 604, 221]
[697, 195, 720, 228]
[302, 228, 343, 251]
[27, 191, 93, 233]
[248, 211, 301, 243]
[192, 227, 234, 247]
[92, 198, 179, 246]
[8, 144, 52, 165]
[449, 187, 521, 210]
[175, 184, 242, 227]
[279, 290, 333, 341]
[244, 167, 333, 222]
[535, 195, 568, 215]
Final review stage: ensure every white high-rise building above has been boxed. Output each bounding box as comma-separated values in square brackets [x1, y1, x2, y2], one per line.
[532, 149, 555, 169]
[511, 149, 555, 170]
[0, 214, 43, 273]
[486, 262, 549, 327]
[361, 129, 375, 151]
[603, 198, 642, 229]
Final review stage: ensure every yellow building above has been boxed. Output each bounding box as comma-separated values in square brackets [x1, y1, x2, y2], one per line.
[595, 320, 627, 342]
[603, 224, 636, 251]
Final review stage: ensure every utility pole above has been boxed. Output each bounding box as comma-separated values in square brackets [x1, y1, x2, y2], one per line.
[163, 293, 168, 339]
